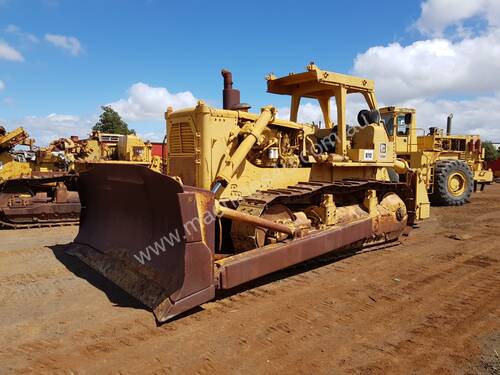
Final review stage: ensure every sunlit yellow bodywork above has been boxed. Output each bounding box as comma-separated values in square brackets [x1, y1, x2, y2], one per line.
[380, 106, 494, 193]
[67, 132, 162, 173]
[0, 152, 32, 183]
[166, 64, 429, 219]
[1, 127, 163, 184]
[167, 102, 314, 200]
[0, 127, 35, 183]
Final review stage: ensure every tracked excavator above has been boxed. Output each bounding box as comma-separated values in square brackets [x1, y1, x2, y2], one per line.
[69, 64, 430, 322]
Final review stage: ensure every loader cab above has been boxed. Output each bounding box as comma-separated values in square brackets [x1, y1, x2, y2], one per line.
[379, 107, 418, 155]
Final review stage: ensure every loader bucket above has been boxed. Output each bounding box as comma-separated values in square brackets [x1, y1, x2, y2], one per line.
[67, 164, 216, 322]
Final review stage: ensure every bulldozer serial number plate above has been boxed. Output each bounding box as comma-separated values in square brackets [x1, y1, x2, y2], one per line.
[363, 150, 374, 161]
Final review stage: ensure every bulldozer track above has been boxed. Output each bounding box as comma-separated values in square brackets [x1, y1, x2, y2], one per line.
[232, 179, 414, 249]
[237, 179, 413, 209]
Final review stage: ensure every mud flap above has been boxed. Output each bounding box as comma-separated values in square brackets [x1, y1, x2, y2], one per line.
[67, 165, 216, 322]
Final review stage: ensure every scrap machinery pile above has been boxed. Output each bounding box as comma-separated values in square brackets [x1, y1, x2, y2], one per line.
[58, 131, 163, 173]
[0, 126, 80, 228]
[0, 128, 162, 228]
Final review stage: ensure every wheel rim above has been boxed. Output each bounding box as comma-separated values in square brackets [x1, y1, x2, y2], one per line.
[447, 172, 467, 197]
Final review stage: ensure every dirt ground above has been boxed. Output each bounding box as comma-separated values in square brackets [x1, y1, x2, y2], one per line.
[0, 185, 499, 375]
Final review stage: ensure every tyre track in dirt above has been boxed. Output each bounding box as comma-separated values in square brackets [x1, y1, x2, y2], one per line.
[0, 186, 498, 374]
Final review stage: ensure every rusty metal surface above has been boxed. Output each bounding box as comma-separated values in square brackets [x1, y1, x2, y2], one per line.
[69, 164, 216, 322]
[232, 179, 413, 250]
[30, 171, 69, 178]
[218, 218, 373, 289]
[221, 69, 240, 110]
[1, 199, 80, 223]
[0, 174, 80, 228]
[68, 165, 413, 321]
[219, 205, 295, 236]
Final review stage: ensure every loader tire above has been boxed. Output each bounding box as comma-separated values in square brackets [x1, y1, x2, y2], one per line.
[430, 160, 473, 206]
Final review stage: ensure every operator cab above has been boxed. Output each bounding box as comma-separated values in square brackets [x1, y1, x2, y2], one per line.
[380, 107, 417, 154]
[381, 110, 412, 137]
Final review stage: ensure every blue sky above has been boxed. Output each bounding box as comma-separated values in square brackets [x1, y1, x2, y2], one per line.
[1, 0, 500, 144]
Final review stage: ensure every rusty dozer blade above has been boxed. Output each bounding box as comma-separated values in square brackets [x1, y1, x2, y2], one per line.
[67, 164, 216, 322]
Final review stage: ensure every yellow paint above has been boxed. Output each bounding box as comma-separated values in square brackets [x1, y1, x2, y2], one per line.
[165, 64, 430, 221]
[380, 106, 494, 189]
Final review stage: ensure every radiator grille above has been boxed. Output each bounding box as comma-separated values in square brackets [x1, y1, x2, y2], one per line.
[168, 123, 195, 154]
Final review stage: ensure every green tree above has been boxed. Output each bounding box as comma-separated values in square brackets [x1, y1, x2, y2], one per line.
[483, 141, 499, 162]
[92, 106, 135, 135]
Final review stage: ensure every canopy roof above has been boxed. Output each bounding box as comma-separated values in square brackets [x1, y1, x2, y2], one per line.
[266, 63, 375, 99]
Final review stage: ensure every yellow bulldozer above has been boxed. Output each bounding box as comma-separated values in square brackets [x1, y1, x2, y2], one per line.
[379, 107, 493, 205]
[0, 127, 163, 228]
[69, 64, 430, 322]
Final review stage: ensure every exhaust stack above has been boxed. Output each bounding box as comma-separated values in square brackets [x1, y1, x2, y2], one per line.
[447, 113, 453, 135]
[221, 69, 240, 110]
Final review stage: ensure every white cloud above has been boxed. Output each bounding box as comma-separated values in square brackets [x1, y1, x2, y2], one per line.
[0, 40, 24, 61]
[349, 0, 500, 142]
[45, 34, 83, 56]
[276, 94, 500, 142]
[136, 131, 163, 143]
[4, 82, 196, 145]
[12, 113, 93, 145]
[108, 82, 198, 122]
[8, 111, 168, 146]
[353, 30, 500, 103]
[277, 102, 323, 125]
[277, 94, 370, 127]
[416, 0, 500, 36]
[400, 93, 500, 141]
[5, 24, 39, 43]
[0, 80, 5, 91]
[46, 113, 80, 122]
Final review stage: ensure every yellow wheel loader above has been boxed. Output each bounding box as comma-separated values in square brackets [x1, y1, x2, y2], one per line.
[379, 107, 493, 206]
[69, 64, 429, 322]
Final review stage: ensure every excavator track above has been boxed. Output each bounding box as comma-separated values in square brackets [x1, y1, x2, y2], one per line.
[231, 179, 415, 251]
[0, 175, 80, 229]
